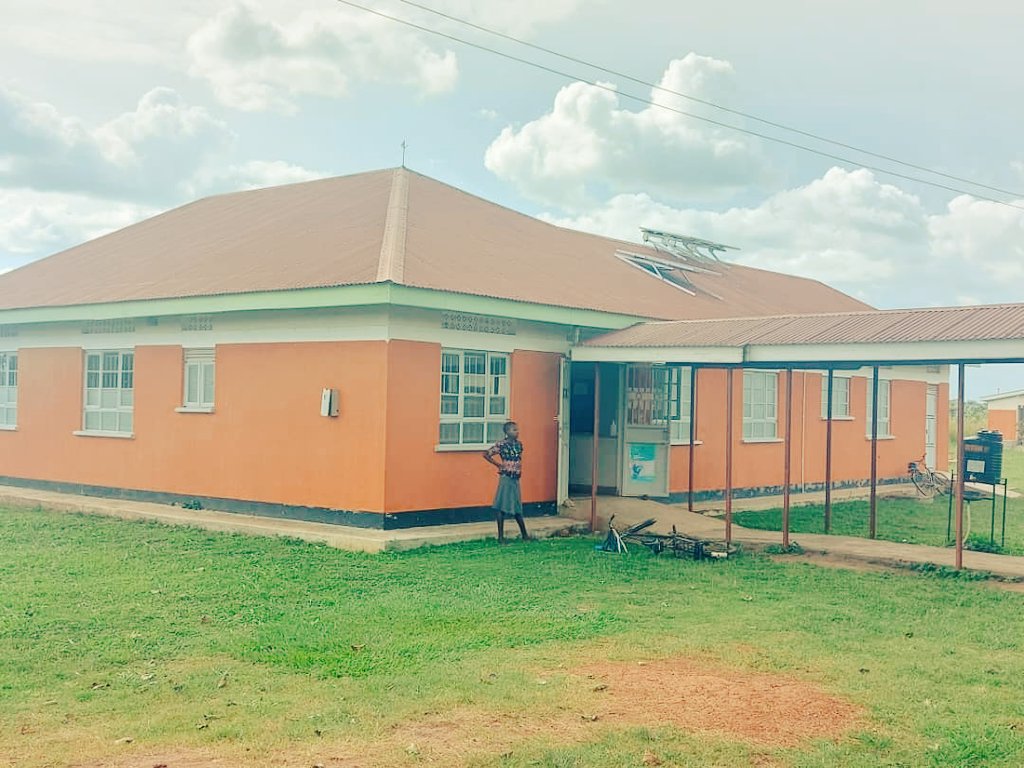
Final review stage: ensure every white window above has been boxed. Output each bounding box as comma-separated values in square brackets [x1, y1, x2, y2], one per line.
[183, 349, 215, 410]
[83, 351, 134, 434]
[866, 379, 892, 437]
[439, 349, 509, 447]
[0, 352, 17, 428]
[743, 371, 778, 441]
[820, 374, 851, 419]
[668, 366, 693, 443]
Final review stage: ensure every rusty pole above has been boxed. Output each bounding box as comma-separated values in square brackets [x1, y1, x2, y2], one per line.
[869, 366, 880, 539]
[955, 363, 966, 570]
[688, 366, 698, 513]
[725, 368, 734, 546]
[824, 369, 834, 534]
[590, 364, 600, 533]
[783, 369, 794, 549]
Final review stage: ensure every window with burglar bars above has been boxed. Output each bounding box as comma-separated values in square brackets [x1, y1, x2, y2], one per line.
[83, 351, 134, 434]
[183, 349, 215, 409]
[743, 370, 778, 441]
[866, 379, 892, 437]
[0, 352, 17, 428]
[439, 349, 509, 446]
[626, 365, 671, 428]
[668, 366, 693, 443]
[820, 374, 851, 419]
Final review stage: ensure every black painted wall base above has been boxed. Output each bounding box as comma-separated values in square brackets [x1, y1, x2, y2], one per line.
[0, 475, 557, 530]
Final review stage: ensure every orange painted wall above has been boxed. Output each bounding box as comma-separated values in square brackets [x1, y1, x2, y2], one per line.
[669, 371, 949, 494]
[0, 342, 389, 511]
[988, 409, 1017, 442]
[383, 340, 560, 514]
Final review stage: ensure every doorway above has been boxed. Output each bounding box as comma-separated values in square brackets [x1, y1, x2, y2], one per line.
[567, 362, 622, 496]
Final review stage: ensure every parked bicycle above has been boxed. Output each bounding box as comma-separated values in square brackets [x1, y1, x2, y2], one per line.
[908, 455, 951, 498]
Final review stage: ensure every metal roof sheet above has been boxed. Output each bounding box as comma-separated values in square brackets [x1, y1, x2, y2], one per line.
[583, 304, 1024, 348]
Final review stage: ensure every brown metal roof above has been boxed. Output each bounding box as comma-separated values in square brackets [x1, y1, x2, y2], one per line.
[0, 168, 871, 320]
[583, 304, 1024, 348]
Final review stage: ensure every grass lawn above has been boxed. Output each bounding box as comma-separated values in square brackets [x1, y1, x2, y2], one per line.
[3, 508, 1024, 766]
[735, 447, 1024, 556]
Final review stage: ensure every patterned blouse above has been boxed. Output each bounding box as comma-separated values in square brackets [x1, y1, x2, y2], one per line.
[486, 438, 523, 479]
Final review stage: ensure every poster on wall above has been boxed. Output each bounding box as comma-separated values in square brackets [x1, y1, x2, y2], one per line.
[629, 443, 657, 483]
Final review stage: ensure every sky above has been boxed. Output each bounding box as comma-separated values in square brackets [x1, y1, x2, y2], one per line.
[1, 0, 1022, 398]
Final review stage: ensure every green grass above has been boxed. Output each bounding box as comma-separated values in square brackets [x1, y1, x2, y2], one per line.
[735, 446, 1024, 556]
[3, 507, 1024, 766]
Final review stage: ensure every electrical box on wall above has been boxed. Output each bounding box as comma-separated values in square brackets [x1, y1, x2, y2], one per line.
[320, 388, 340, 417]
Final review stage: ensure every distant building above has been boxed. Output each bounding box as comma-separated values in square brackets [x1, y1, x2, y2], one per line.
[982, 390, 1024, 444]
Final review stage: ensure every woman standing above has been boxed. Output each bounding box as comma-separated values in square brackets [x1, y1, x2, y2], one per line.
[483, 421, 530, 543]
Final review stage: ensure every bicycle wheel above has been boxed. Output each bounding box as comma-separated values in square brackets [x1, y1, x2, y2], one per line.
[931, 471, 951, 496]
[910, 468, 936, 497]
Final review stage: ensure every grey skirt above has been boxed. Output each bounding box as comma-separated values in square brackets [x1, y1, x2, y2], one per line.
[492, 474, 523, 517]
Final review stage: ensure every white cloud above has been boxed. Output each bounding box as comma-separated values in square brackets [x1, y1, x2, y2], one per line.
[484, 54, 768, 208]
[544, 166, 1024, 308]
[0, 85, 232, 203]
[929, 195, 1024, 282]
[0, 189, 156, 268]
[186, 3, 458, 113]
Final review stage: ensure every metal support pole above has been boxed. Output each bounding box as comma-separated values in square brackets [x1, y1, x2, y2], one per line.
[725, 368, 734, 546]
[825, 369, 834, 534]
[955, 364, 966, 570]
[688, 366, 698, 513]
[869, 366, 880, 539]
[783, 369, 794, 549]
[590, 364, 600, 533]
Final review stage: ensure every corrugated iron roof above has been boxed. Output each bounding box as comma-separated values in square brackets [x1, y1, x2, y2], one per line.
[583, 304, 1024, 348]
[0, 168, 870, 321]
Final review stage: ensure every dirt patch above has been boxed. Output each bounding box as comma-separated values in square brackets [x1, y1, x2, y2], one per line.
[572, 657, 860, 748]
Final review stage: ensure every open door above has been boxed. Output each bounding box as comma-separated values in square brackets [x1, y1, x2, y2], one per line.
[556, 356, 571, 506]
[620, 364, 671, 497]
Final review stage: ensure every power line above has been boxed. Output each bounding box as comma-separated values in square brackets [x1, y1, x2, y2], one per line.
[333, 0, 1024, 212]
[397, 0, 1024, 200]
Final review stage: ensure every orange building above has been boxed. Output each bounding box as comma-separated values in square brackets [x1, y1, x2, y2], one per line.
[0, 169, 947, 527]
[983, 390, 1024, 444]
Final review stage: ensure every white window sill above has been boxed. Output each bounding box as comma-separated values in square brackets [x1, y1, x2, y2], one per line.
[73, 430, 134, 440]
[435, 444, 492, 453]
[742, 438, 784, 444]
[670, 440, 704, 447]
[176, 406, 215, 414]
[866, 434, 896, 441]
[0, 425, 16, 432]
[820, 416, 855, 422]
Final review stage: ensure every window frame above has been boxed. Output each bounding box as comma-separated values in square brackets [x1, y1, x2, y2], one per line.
[820, 374, 852, 420]
[80, 349, 135, 437]
[0, 351, 17, 430]
[668, 366, 694, 444]
[742, 370, 779, 442]
[438, 348, 511, 450]
[179, 348, 216, 413]
[865, 378, 893, 438]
